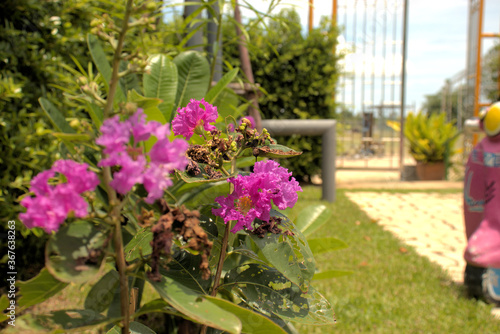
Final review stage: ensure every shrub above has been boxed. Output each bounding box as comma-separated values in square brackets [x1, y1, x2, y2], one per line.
[223, 9, 341, 181]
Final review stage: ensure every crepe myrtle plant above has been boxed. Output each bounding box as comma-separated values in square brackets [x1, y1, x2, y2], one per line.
[5, 1, 347, 333]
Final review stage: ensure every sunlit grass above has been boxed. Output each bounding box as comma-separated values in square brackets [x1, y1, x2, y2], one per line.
[294, 186, 500, 333]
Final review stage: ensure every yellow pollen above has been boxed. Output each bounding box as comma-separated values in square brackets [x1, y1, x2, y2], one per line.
[236, 196, 253, 215]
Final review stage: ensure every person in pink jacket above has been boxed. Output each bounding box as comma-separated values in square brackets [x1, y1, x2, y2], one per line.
[464, 101, 500, 302]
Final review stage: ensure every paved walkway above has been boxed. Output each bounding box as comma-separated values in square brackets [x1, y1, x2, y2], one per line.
[336, 170, 466, 283]
[344, 191, 466, 283]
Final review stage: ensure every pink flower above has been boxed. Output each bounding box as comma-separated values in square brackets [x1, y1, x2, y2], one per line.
[97, 109, 189, 203]
[95, 115, 130, 155]
[52, 160, 101, 193]
[212, 160, 302, 233]
[172, 99, 218, 140]
[19, 160, 99, 233]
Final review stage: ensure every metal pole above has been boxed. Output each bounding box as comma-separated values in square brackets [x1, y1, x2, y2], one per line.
[473, 0, 484, 119]
[261, 120, 337, 202]
[472, 0, 484, 145]
[332, 0, 338, 24]
[207, 3, 222, 82]
[390, 0, 399, 167]
[309, 0, 314, 32]
[371, 1, 377, 114]
[183, 0, 203, 51]
[399, 0, 408, 179]
[361, 0, 367, 115]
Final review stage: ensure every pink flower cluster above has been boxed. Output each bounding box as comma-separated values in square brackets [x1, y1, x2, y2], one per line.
[20, 160, 100, 232]
[212, 160, 302, 233]
[97, 109, 188, 203]
[172, 99, 218, 140]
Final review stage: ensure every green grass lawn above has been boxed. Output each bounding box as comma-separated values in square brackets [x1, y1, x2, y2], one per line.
[294, 186, 500, 334]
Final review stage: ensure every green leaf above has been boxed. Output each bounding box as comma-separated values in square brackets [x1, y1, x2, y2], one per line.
[313, 270, 353, 280]
[45, 220, 108, 284]
[84, 269, 120, 313]
[175, 169, 231, 184]
[87, 34, 125, 103]
[16, 268, 68, 310]
[148, 276, 242, 333]
[294, 205, 332, 237]
[224, 264, 335, 325]
[18, 309, 120, 332]
[163, 250, 212, 294]
[205, 296, 288, 334]
[213, 87, 241, 120]
[241, 144, 302, 159]
[52, 133, 92, 142]
[124, 227, 153, 262]
[39, 97, 75, 133]
[172, 51, 210, 121]
[144, 54, 178, 121]
[205, 68, 239, 104]
[119, 60, 141, 94]
[85, 102, 104, 128]
[249, 211, 315, 291]
[107, 321, 157, 334]
[307, 237, 348, 255]
[0, 294, 10, 323]
[177, 180, 230, 208]
[128, 90, 163, 112]
[135, 299, 178, 317]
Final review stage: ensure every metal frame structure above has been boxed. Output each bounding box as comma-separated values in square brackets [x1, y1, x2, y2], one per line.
[441, 0, 499, 159]
[261, 119, 337, 202]
[333, 0, 408, 174]
[468, 0, 500, 121]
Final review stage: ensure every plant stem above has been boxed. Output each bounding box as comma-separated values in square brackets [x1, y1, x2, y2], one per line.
[210, 221, 231, 297]
[113, 211, 130, 334]
[103, 0, 134, 119]
[99, 1, 135, 332]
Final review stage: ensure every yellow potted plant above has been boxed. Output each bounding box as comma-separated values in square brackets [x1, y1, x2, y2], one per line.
[404, 111, 459, 180]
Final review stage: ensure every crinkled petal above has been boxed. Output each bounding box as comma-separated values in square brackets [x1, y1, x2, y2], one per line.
[142, 164, 174, 204]
[19, 195, 66, 233]
[30, 170, 55, 196]
[96, 115, 130, 154]
[172, 98, 218, 139]
[52, 160, 100, 193]
[109, 155, 146, 194]
[149, 138, 189, 170]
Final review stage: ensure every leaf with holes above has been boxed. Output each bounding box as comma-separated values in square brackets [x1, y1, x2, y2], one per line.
[249, 210, 315, 291]
[45, 220, 108, 284]
[124, 227, 153, 262]
[224, 263, 335, 325]
[204, 296, 288, 334]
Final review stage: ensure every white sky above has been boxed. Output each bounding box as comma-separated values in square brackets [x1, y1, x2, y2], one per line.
[240, 0, 500, 112]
